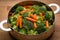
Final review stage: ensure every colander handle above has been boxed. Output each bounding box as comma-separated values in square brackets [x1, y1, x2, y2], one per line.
[48, 3, 60, 14]
[0, 19, 11, 31]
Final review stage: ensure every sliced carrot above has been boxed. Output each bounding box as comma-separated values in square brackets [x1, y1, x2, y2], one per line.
[34, 22, 37, 29]
[30, 14, 38, 20]
[34, 14, 36, 17]
[19, 17, 22, 28]
[46, 20, 49, 28]
[20, 9, 31, 15]
[25, 9, 31, 12]
[30, 14, 34, 17]
[16, 16, 22, 28]
[16, 16, 20, 26]
[40, 13, 44, 21]
[40, 13, 43, 17]
[26, 17, 37, 22]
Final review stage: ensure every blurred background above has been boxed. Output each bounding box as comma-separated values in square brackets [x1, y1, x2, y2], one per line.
[0, 0, 60, 40]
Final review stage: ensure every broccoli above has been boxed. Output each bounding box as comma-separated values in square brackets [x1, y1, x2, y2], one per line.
[36, 22, 46, 34]
[12, 25, 18, 31]
[15, 6, 24, 14]
[22, 12, 31, 18]
[28, 30, 38, 35]
[19, 28, 27, 34]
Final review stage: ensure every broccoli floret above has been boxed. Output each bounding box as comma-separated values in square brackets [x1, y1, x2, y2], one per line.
[15, 6, 24, 14]
[19, 28, 27, 34]
[45, 12, 50, 20]
[12, 25, 18, 31]
[28, 30, 38, 35]
[30, 5, 40, 10]
[22, 12, 31, 17]
[10, 21, 16, 26]
[36, 22, 46, 34]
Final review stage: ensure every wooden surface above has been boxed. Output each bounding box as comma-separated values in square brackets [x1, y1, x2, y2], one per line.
[0, 0, 60, 40]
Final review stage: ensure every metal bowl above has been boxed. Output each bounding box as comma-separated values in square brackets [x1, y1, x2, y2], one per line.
[8, 1, 55, 40]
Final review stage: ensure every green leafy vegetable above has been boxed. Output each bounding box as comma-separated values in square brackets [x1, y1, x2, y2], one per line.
[15, 6, 24, 14]
[22, 12, 31, 17]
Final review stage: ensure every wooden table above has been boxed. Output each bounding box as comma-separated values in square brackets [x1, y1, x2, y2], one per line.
[0, 0, 60, 40]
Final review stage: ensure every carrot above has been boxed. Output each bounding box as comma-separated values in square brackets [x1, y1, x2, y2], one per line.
[34, 22, 37, 29]
[20, 9, 31, 14]
[25, 9, 31, 12]
[30, 14, 38, 20]
[16, 16, 22, 28]
[26, 17, 37, 22]
[40, 13, 44, 21]
[40, 13, 43, 17]
[34, 14, 36, 17]
[34, 14, 38, 20]
[46, 20, 49, 28]
[19, 17, 22, 28]
[30, 14, 34, 17]
[16, 16, 20, 26]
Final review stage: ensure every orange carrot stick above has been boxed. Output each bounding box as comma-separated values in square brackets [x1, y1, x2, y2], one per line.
[34, 14, 38, 20]
[20, 9, 31, 14]
[19, 17, 22, 28]
[30, 14, 38, 20]
[46, 20, 49, 28]
[26, 17, 37, 22]
[16, 16, 22, 28]
[40, 13, 44, 21]
[34, 14, 36, 17]
[16, 16, 20, 26]
[40, 13, 43, 17]
[34, 22, 37, 29]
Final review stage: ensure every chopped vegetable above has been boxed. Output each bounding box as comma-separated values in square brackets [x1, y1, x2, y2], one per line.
[12, 25, 18, 31]
[40, 13, 43, 17]
[28, 30, 38, 35]
[19, 28, 27, 34]
[26, 17, 37, 22]
[34, 22, 37, 29]
[46, 20, 49, 28]
[30, 14, 38, 20]
[19, 16, 22, 28]
[16, 16, 20, 26]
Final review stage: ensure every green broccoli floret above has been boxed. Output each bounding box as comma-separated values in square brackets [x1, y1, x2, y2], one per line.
[36, 22, 46, 34]
[22, 12, 31, 17]
[15, 6, 24, 13]
[28, 30, 38, 35]
[19, 28, 27, 35]
[12, 25, 18, 31]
